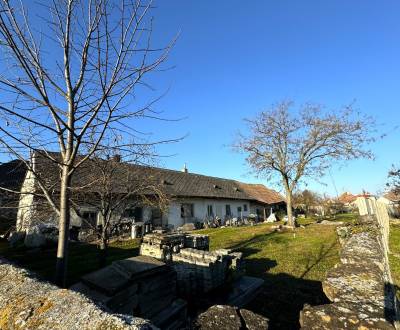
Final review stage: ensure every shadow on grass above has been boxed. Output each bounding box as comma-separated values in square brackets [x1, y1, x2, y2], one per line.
[225, 231, 334, 330]
[246, 268, 330, 330]
[0, 239, 140, 286]
[300, 240, 337, 279]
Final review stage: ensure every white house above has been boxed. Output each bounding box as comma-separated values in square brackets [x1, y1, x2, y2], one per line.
[5, 152, 285, 232]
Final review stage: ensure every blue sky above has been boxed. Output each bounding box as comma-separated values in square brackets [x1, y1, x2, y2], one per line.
[2, 1, 399, 197]
[142, 0, 400, 196]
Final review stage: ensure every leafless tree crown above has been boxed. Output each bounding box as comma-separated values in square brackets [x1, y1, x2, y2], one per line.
[235, 101, 375, 191]
[0, 0, 175, 170]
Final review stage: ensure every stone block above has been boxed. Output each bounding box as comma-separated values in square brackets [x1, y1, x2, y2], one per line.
[24, 225, 46, 248]
[81, 265, 130, 295]
[193, 305, 268, 330]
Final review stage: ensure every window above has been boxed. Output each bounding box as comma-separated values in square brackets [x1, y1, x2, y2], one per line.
[237, 206, 242, 214]
[225, 204, 231, 216]
[243, 204, 248, 212]
[151, 208, 163, 226]
[81, 211, 97, 229]
[181, 203, 194, 218]
[123, 207, 143, 221]
[123, 208, 135, 218]
[207, 205, 213, 217]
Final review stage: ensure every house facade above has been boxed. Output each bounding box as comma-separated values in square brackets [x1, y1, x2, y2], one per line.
[2, 153, 286, 232]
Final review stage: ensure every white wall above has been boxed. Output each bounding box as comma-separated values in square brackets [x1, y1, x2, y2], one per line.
[16, 170, 35, 231]
[165, 198, 251, 228]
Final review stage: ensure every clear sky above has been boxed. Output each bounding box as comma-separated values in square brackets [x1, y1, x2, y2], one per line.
[143, 0, 400, 196]
[2, 1, 399, 197]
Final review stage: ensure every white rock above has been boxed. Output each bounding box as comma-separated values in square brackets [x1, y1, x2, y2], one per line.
[265, 213, 277, 223]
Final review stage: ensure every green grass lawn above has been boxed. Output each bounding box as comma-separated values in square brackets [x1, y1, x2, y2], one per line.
[389, 222, 400, 299]
[0, 238, 141, 286]
[197, 213, 357, 329]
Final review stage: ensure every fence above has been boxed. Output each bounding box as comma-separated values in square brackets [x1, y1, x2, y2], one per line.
[356, 196, 390, 252]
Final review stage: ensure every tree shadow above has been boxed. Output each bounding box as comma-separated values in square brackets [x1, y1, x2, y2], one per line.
[244, 260, 330, 330]
[221, 231, 335, 330]
[0, 238, 140, 286]
[385, 282, 399, 323]
[299, 240, 338, 279]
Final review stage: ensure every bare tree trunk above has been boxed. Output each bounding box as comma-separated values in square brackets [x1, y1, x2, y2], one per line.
[55, 165, 72, 287]
[283, 179, 295, 228]
[99, 222, 108, 268]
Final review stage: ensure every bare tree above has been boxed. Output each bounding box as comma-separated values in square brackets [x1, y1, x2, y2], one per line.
[388, 167, 400, 194]
[0, 0, 175, 286]
[292, 189, 321, 217]
[72, 143, 169, 267]
[234, 101, 375, 227]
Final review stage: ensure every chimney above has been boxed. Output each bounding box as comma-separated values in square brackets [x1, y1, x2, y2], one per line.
[30, 150, 36, 172]
[112, 154, 121, 162]
[182, 163, 188, 173]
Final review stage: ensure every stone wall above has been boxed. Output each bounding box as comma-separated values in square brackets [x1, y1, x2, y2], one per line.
[0, 258, 155, 330]
[300, 210, 398, 329]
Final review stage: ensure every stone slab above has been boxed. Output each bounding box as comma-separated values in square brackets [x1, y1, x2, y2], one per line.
[225, 275, 264, 307]
[81, 265, 130, 296]
[112, 255, 167, 280]
[193, 305, 268, 330]
[300, 302, 394, 330]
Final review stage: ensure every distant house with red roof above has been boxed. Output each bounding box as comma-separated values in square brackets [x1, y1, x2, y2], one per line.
[338, 192, 357, 205]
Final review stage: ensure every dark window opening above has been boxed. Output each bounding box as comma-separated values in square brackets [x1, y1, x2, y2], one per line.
[81, 211, 97, 229]
[123, 207, 143, 221]
[207, 205, 213, 217]
[237, 206, 242, 214]
[181, 203, 194, 218]
[225, 204, 231, 216]
[243, 204, 248, 212]
[152, 208, 163, 226]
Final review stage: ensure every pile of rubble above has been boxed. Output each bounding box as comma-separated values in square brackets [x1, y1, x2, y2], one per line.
[71, 255, 186, 329]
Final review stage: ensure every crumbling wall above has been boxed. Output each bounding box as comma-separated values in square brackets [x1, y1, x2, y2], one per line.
[300, 212, 398, 329]
[0, 258, 155, 330]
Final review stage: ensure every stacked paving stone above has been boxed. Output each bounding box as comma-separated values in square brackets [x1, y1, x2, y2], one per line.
[184, 234, 209, 250]
[138, 232, 262, 311]
[172, 248, 245, 297]
[140, 233, 209, 262]
[71, 255, 187, 329]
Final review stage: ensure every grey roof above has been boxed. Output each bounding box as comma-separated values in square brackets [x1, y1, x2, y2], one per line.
[4, 151, 285, 205]
[0, 160, 27, 192]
